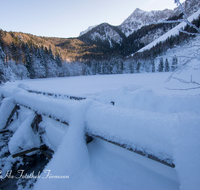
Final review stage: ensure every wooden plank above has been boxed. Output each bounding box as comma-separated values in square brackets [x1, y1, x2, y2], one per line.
[86, 132, 175, 168]
[12, 145, 46, 158]
[0, 130, 10, 134]
[85, 134, 93, 144]
[31, 114, 42, 134]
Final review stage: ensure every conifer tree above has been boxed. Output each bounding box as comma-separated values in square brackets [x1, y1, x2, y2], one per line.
[152, 60, 155, 72]
[165, 58, 170, 72]
[158, 57, 164, 72]
[35, 47, 46, 78]
[0, 45, 6, 83]
[171, 55, 178, 71]
[136, 62, 141, 73]
[24, 43, 35, 78]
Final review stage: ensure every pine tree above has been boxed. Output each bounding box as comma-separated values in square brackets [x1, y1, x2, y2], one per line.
[24, 43, 35, 79]
[11, 42, 18, 62]
[118, 59, 124, 74]
[55, 54, 63, 77]
[152, 60, 155, 72]
[165, 58, 169, 72]
[55, 54, 62, 67]
[158, 57, 164, 72]
[136, 62, 141, 73]
[0, 45, 6, 83]
[172, 55, 178, 71]
[35, 47, 47, 78]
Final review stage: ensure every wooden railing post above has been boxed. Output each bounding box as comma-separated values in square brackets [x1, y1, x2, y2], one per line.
[3, 104, 20, 130]
[31, 114, 42, 134]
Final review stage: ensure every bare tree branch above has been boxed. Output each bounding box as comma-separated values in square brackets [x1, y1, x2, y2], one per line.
[165, 58, 193, 82]
[178, 29, 200, 36]
[166, 86, 200, 91]
[160, 0, 200, 35]
[172, 76, 200, 85]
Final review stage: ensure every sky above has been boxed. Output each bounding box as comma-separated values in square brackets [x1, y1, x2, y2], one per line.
[0, 0, 184, 38]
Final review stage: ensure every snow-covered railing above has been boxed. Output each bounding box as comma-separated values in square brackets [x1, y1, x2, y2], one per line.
[27, 89, 86, 100]
[0, 88, 176, 168]
[85, 132, 175, 167]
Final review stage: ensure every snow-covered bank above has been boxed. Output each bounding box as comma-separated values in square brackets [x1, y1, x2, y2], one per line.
[0, 71, 200, 190]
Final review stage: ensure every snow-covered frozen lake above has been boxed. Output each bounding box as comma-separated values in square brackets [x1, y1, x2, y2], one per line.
[2, 70, 200, 97]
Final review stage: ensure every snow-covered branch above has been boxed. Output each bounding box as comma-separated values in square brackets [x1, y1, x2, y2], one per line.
[165, 0, 200, 90]
[161, 0, 200, 35]
[178, 29, 200, 36]
[174, 0, 188, 19]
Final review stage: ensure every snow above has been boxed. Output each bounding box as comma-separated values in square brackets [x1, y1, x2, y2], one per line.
[95, 87, 200, 113]
[0, 97, 15, 130]
[39, 116, 68, 152]
[86, 100, 176, 162]
[8, 112, 40, 155]
[173, 114, 200, 190]
[79, 25, 97, 36]
[0, 70, 200, 190]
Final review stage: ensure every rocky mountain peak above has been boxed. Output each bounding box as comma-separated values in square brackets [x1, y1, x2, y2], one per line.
[119, 8, 173, 37]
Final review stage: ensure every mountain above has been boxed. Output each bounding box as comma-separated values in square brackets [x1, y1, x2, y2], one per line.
[79, 0, 200, 55]
[79, 25, 97, 36]
[119, 8, 173, 37]
[79, 8, 174, 47]
[79, 23, 126, 48]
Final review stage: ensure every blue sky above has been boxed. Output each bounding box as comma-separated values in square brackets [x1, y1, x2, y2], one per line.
[0, 0, 183, 38]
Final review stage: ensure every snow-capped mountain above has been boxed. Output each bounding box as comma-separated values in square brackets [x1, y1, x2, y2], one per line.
[79, 23, 125, 48]
[79, 25, 97, 36]
[79, 8, 174, 47]
[78, 0, 200, 55]
[119, 8, 173, 37]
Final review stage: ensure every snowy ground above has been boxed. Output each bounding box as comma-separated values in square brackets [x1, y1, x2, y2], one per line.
[0, 71, 200, 190]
